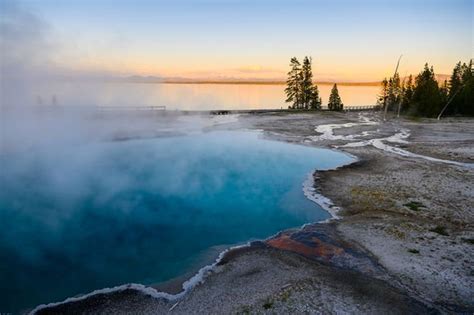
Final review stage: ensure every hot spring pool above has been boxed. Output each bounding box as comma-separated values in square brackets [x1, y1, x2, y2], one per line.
[0, 130, 354, 313]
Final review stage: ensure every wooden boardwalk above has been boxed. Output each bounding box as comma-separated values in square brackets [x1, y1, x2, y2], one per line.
[97, 105, 166, 111]
[343, 105, 380, 111]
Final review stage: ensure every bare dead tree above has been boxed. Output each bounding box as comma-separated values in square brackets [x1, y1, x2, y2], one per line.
[384, 54, 403, 121]
[437, 86, 463, 120]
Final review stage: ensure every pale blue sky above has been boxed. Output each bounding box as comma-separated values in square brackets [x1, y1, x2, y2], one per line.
[11, 0, 474, 80]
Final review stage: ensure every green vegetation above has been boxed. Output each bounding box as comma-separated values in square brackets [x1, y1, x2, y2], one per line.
[238, 306, 251, 315]
[462, 238, 474, 245]
[378, 60, 473, 118]
[328, 84, 344, 111]
[285, 56, 322, 110]
[280, 290, 291, 302]
[403, 201, 425, 211]
[263, 299, 274, 309]
[429, 225, 449, 236]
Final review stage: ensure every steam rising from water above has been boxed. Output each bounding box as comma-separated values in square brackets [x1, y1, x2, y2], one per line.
[0, 4, 356, 315]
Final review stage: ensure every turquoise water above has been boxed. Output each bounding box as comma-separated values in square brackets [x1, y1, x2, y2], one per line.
[0, 131, 353, 313]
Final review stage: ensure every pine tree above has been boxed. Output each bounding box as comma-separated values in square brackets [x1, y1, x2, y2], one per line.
[310, 84, 322, 110]
[285, 57, 303, 109]
[377, 78, 389, 109]
[387, 73, 401, 111]
[446, 62, 463, 115]
[439, 80, 449, 107]
[458, 60, 474, 116]
[400, 74, 414, 112]
[300, 56, 322, 110]
[328, 84, 343, 111]
[411, 63, 442, 117]
[301, 57, 312, 109]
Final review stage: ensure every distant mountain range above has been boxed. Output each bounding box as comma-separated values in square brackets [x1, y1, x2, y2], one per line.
[119, 74, 451, 86]
[434, 74, 450, 82]
[399, 74, 450, 83]
[122, 76, 382, 86]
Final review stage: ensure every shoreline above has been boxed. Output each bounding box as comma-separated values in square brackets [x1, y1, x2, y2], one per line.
[30, 243, 249, 314]
[30, 112, 474, 314]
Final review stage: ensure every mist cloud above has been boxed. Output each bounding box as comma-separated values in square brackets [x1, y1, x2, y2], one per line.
[0, 0, 55, 94]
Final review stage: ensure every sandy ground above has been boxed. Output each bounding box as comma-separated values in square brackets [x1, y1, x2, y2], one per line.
[33, 111, 473, 315]
[250, 111, 474, 313]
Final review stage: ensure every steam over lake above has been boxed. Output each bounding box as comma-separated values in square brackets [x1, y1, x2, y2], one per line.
[0, 130, 353, 313]
[29, 82, 380, 110]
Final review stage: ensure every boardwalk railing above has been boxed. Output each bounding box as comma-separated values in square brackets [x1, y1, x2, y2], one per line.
[344, 105, 380, 111]
[320, 105, 380, 112]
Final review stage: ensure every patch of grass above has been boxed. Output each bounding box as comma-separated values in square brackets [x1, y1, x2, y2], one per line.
[462, 238, 474, 245]
[350, 186, 395, 213]
[408, 248, 420, 254]
[263, 300, 274, 309]
[385, 226, 406, 240]
[404, 201, 425, 211]
[280, 290, 291, 302]
[407, 115, 422, 122]
[429, 225, 449, 236]
[237, 306, 251, 315]
[400, 221, 424, 232]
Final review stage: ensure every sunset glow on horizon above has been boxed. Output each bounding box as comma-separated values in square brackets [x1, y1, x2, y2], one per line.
[3, 0, 473, 82]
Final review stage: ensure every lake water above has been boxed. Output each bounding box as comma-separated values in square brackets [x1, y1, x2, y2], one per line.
[0, 130, 353, 313]
[29, 82, 379, 110]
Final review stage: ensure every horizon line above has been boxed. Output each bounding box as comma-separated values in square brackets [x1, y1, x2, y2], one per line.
[122, 77, 383, 86]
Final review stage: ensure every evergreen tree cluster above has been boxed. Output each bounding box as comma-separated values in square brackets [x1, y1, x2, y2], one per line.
[444, 61, 474, 116]
[285, 56, 322, 110]
[377, 60, 473, 117]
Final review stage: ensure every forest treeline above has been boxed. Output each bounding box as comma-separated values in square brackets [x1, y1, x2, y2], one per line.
[285, 57, 473, 117]
[285, 56, 343, 111]
[378, 60, 473, 117]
